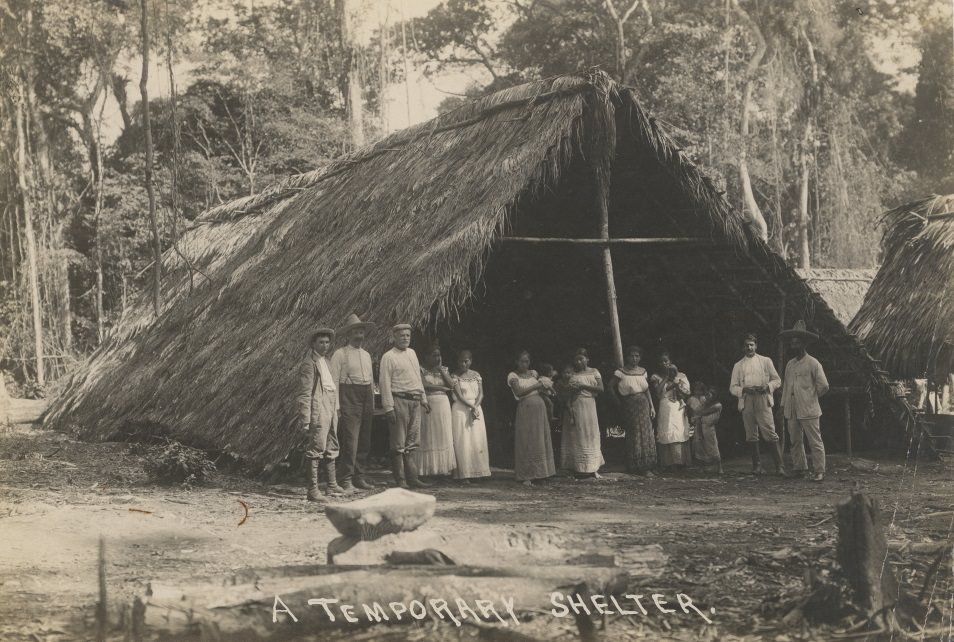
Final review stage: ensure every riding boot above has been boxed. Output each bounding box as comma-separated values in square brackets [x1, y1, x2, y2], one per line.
[750, 441, 765, 474]
[353, 476, 375, 490]
[391, 452, 409, 489]
[769, 441, 792, 477]
[404, 453, 431, 489]
[324, 459, 347, 495]
[306, 459, 323, 502]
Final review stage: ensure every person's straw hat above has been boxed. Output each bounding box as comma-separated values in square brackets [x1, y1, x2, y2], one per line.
[391, 323, 412, 333]
[312, 327, 336, 339]
[779, 320, 818, 342]
[339, 313, 375, 335]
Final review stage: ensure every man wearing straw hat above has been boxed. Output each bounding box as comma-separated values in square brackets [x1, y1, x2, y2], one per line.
[297, 327, 346, 501]
[730, 333, 790, 477]
[329, 313, 377, 493]
[779, 320, 830, 482]
[379, 323, 430, 489]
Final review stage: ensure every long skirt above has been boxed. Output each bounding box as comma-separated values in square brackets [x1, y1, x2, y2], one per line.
[560, 396, 605, 473]
[658, 442, 691, 467]
[621, 393, 656, 473]
[514, 394, 556, 482]
[414, 393, 455, 475]
[451, 401, 491, 479]
[693, 421, 721, 464]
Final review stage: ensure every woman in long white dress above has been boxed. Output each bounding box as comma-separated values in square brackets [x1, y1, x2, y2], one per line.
[650, 352, 691, 472]
[415, 345, 456, 478]
[450, 350, 491, 482]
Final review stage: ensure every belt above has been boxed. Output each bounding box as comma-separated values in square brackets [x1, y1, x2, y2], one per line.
[393, 392, 421, 400]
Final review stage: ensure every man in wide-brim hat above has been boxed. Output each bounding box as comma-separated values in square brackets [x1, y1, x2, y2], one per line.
[779, 320, 830, 482]
[297, 327, 344, 501]
[329, 314, 377, 493]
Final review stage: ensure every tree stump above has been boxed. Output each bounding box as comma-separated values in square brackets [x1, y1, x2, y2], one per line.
[835, 492, 899, 617]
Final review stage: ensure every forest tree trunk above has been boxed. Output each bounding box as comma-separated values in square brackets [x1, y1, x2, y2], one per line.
[14, 55, 45, 386]
[140, 0, 162, 317]
[731, 0, 769, 242]
[339, 0, 365, 148]
[798, 121, 812, 269]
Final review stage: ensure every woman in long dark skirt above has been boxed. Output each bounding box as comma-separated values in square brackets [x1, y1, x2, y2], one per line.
[607, 345, 657, 477]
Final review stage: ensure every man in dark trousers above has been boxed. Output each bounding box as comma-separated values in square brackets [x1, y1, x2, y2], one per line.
[780, 320, 830, 482]
[379, 323, 430, 489]
[297, 328, 345, 501]
[329, 314, 377, 493]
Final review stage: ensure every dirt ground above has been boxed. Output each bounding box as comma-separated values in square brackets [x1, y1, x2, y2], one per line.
[1, 422, 952, 642]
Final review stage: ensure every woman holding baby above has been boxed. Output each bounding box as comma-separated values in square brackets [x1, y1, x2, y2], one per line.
[507, 350, 556, 486]
[559, 348, 605, 479]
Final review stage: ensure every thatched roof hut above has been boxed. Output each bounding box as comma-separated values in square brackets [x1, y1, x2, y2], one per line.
[796, 269, 877, 326]
[851, 194, 954, 381]
[48, 72, 910, 467]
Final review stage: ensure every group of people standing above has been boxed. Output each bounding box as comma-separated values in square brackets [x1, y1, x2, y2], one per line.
[508, 320, 831, 485]
[296, 315, 491, 501]
[508, 345, 724, 485]
[297, 313, 832, 500]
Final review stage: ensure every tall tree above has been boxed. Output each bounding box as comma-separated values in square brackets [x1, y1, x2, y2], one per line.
[339, 0, 365, 148]
[900, 22, 954, 194]
[140, 0, 162, 316]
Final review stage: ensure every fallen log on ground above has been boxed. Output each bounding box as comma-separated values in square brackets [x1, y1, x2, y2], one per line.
[120, 563, 669, 641]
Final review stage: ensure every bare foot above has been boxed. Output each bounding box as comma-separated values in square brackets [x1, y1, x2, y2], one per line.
[521, 480, 533, 487]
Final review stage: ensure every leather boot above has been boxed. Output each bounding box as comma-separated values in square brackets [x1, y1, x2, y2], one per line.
[324, 459, 347, 495]
[770, 442, 792, 477]
[353, 476, 375, 490]
[750, 442, 765, 475]
[391, 453, 409, 489]
[404, 453, 431, 489]
[306, 459, 323, 502]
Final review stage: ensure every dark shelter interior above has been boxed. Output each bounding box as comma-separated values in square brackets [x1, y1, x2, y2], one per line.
[424, 119, 896, 468]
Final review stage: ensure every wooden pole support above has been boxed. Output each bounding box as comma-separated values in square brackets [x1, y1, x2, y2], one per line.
[595, 165, 623, 368]
[844, 396, 852, 459]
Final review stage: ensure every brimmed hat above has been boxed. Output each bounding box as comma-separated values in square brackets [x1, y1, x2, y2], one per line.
[779, 320, 818, 342]
[391, 323, 412, 333]
[339, 313, 375, 335]
[312, 327, 336, 339]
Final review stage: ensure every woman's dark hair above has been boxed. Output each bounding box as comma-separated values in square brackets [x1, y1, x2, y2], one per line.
[456, 349, 473, 364]
[574, 347, 589, 358]
[625, 345, 643, 356]
[658, 351, 672, 362]
[514, 349, 530, 365]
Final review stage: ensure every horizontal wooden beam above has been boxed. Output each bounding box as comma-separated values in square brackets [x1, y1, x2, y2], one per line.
[499, 236, 720, 246]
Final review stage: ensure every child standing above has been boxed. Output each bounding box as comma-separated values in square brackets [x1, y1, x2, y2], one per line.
[688, 381, 723, 474]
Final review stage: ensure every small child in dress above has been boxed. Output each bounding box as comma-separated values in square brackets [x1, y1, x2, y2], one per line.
[687, 381, 724, 475]
[536, 362, 557, 423]
[555, 363, 580, 426]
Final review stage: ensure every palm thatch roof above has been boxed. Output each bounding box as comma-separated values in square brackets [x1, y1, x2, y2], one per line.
[796, 268, 877, 326]
[47, 72, 905, 467]
[851, 194, 954, 380]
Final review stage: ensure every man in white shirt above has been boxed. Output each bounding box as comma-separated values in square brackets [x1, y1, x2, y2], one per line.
[297, 328, 345, 501]
[779, 321, 830, 482]
[379, 324, 430, 489]
[329, 314, 377, 493]
[729, 334, 790, 477]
